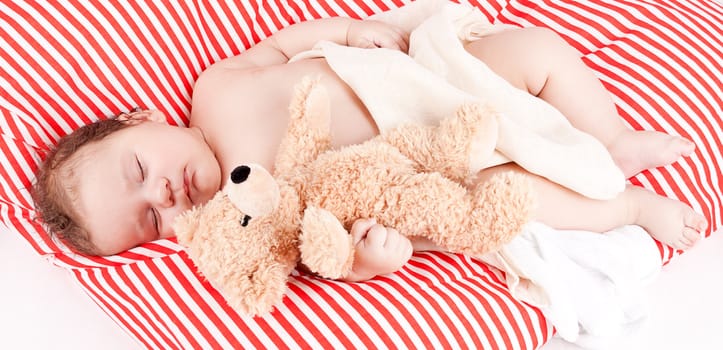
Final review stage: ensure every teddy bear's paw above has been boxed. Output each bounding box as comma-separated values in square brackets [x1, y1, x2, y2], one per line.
[300, 207, 355, 279]
[226, 260, 291, 317]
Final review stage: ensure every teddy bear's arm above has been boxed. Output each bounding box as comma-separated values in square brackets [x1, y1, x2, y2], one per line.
[299, 206, 355, 280]
[274, 77, 333, 176]
[380, 103, 499, 183]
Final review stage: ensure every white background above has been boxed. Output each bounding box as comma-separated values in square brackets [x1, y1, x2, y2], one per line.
[2, 223, 721, 350]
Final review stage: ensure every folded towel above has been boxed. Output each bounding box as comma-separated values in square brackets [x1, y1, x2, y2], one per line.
[481, 222, 661, 348]
[290, 0, 625, 200]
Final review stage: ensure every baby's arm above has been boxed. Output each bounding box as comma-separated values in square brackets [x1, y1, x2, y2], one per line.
[214, 17, 408, 70]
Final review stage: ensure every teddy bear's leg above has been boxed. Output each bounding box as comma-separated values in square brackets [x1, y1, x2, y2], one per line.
[299, 206, 355, 280]
[275, 77, 334, 176]
[379, 171, 532, 257]
[381, 103, 498, 183]
[462, 171, 535, 255]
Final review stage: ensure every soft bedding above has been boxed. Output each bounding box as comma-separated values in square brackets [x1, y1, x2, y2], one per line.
[1, 1, 721, 349]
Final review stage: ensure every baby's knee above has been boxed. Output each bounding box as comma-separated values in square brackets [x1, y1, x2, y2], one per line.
[527, 27, 579, 58]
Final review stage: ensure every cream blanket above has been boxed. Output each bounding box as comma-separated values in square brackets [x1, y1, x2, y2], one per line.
[291, 0, 625, 200]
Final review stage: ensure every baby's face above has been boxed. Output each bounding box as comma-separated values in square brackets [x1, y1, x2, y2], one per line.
[75, 112, 221, 255]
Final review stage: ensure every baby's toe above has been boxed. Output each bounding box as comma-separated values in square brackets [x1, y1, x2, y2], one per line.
[673, 137, 695, 156]
[684, 211, 708, 232]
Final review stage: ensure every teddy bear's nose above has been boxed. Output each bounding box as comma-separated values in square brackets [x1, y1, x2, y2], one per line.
[231, 165, 251, 184]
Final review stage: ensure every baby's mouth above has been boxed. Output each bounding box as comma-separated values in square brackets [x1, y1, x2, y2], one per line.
[183, 168, 193, 205]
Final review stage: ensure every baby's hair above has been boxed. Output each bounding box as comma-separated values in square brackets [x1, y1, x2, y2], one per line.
[31, 110, 140, 255]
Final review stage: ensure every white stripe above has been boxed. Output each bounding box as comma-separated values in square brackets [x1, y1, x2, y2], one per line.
[404, 258, 487, 348]
[5, 2, 97, 122]
[121, 267, 185, 349]
[32, 2, 131, 118]
[409, 253, 496, 349]
[258, 1, 292, 31]
[154, 259, 226, 349]
[288, 276, 385, 348]
[81, 268, 157, 347]
[74, 270, 145, 347]
[172, 254, 261, 346]
[286, 277, 367, 346]
[204, 1, 245, 59]
[424, 253, 511, 348]
[585, 1, 722, 99]
[128, 264, 197, 349]
[82, 2, 189, 117]
[137, 261, 210, 349]
[282, 285, 348, 348]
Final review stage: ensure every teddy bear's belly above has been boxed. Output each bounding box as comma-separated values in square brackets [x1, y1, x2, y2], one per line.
[304, 142, 416, 227]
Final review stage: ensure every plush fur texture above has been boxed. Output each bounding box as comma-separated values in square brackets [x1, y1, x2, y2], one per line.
[174, 78, 534, 316]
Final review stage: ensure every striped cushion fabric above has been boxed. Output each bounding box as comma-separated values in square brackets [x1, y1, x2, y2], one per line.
[1, 0, 720, 349]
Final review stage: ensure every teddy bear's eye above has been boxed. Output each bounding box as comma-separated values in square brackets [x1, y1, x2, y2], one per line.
[240, 215, 252, 227]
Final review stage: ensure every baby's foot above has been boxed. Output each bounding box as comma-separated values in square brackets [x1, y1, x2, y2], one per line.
[608, 130, 695, 178]
[628, 186, 708, 250]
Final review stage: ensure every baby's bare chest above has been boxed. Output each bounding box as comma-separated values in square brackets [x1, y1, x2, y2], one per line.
[195, 58, 379, 185]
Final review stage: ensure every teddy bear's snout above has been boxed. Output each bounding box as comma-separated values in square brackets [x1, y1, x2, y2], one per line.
[231, 166, 251, 184]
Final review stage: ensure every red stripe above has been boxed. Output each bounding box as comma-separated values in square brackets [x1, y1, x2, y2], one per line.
[286, 280, 355, 348]
[300, 1, 323, 20]
[282, 0, 307, 22]
[3, 3, 95, 124]
[317, 0, 340, 17]
[404, 261, 486, 348]
[261, 1, 285, 30]
[367, 275, 455, 348]
[280, 285, 336, 347]
[409, 255, 502, 349]
[118, 2, 193, 116]
[435, 254, 517, 349]
[290, 278, 395, 347]
[590, 50, 723, 177]
[115, 267, 179, 347]
[141, 261, 204, 349]
[291, 277, 375, 346]
[45, 3, 150, 114]
[162, 257, 240, 348]
[100, 268, 167, 349]
[461, 256, 544, 348]
[79, 269, 153, 348]
[86, 2, 188, 120]
[3, 111, 47, 151]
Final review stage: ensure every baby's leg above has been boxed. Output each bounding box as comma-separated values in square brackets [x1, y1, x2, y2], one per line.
[474, 164, 708, 250]
[464, 27, 694, 178]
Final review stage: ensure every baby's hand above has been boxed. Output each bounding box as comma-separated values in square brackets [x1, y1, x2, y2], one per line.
[347, 19, 409, 52]
[342, 218, 413, 282]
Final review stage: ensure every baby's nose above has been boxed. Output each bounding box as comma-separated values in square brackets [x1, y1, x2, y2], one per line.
[151, 178, 174, 208]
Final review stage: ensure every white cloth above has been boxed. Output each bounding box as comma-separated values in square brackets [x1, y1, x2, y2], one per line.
[480, 222, 661, 348]
[290, 0, 625, 200]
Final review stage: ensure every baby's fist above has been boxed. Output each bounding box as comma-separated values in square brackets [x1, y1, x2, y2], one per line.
[343, 219, 413, 282]
[346, 19, 409, 52]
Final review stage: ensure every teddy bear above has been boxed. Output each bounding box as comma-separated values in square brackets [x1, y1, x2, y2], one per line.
[173, 77, 534, 316]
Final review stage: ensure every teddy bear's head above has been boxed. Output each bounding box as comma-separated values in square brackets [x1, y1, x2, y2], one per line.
[173, 164, 304, 316]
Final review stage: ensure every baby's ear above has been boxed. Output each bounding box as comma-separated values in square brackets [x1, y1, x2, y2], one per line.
[116, 109, 167, 124]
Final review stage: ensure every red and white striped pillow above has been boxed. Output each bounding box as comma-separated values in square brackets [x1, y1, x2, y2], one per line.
[1, 1, 720, 349]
